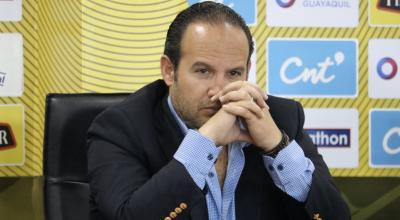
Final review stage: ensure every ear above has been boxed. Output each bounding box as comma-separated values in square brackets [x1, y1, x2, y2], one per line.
[160, 55, 175, 86]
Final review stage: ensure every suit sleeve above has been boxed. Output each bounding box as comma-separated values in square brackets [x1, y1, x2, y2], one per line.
[87, 107, 207, 220]
[287, 102, 351, 220]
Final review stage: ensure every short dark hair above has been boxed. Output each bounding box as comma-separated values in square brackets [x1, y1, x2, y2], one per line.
[164, 1, 254, 69]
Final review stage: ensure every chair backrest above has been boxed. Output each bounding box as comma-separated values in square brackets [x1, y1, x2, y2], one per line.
[43, 93, 128, 220]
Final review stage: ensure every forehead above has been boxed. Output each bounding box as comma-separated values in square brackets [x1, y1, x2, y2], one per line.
[179, 22, 249, 66]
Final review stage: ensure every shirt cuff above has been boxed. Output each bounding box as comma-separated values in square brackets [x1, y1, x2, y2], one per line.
[174, 129, 222, 189]
[263, 140, 315, 202]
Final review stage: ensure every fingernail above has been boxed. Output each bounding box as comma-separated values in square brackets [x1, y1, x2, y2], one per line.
[219, 96, 225, 102]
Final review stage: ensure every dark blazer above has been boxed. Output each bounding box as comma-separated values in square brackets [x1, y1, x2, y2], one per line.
[87, 80, 350, 220]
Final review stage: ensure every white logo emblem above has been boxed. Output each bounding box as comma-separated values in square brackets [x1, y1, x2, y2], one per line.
[280, 52, 344, 85]
[382, 127, 400, 155]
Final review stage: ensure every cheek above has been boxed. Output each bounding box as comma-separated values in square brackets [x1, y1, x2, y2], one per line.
[177, 75, 210, 102]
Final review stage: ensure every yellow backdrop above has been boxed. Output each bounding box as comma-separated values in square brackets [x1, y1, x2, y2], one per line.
[0, 0, 399, 177]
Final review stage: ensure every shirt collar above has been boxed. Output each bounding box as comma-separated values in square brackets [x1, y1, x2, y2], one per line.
[167, 95, 189, 135]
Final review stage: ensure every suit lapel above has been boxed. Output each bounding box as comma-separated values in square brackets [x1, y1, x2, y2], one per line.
[154, 94, 185, 161]
[154, 95, 209, 219]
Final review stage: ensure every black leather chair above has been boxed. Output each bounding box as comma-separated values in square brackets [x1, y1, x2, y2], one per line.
[43, 93, 128, 220]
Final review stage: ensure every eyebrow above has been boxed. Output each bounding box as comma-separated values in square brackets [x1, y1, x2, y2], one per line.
[229, 66, 246, 73]
[191, 62, 246, 73]
[191, 62, 213, 70]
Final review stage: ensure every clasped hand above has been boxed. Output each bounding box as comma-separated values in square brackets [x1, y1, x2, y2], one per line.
[198, 81, 282, 152]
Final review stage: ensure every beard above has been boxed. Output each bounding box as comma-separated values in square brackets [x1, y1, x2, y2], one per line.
[170, 85, 221, 129]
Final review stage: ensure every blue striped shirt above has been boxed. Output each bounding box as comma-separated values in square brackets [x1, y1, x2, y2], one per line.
[168, 97, 315, 220]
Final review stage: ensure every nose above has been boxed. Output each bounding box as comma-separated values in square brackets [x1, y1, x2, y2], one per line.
[207, 73, 228, 98]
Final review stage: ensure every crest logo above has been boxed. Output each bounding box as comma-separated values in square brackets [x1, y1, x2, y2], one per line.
[376, 57, 398, 80]
[377, 0, 400, 12]
[276, 0, 296, 8]
[0, 123, 16, 150]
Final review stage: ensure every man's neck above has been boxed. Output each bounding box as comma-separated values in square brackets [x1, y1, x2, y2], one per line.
[215, 145, 229, 189]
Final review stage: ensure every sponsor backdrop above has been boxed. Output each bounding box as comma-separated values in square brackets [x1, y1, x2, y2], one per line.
[0, 0, 399, 174]
[0, 0, 399, 218]
[79, 0, 400, 178]
[0, 105, 24, 166]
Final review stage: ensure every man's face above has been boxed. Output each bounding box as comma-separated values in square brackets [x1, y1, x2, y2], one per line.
[165, 22, 250, 129]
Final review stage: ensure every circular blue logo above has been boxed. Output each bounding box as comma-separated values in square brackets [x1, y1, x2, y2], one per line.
[276, 0, 296, 8]
[377, 57, 397, 80]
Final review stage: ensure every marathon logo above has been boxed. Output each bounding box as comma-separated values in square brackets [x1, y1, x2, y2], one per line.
[378, 0, 400, 12]
[0, 123, 16, 150]
[306, 128, 350, 147]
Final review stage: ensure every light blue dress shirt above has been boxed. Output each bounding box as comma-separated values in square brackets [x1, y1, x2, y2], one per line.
[168, 97, 315, 220]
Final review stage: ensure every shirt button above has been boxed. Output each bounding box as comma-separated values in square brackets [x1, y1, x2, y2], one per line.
[179, 202, 188, 209]
[277, 164, 284, 171]
[207, 153, 214, 161]
[208, 172, 214, 178]
[175, 207, 182, 214]
[268, 165, 274, 171]
[169, 212, 177, 218]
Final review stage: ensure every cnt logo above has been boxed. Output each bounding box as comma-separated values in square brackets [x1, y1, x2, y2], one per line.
[306, 128, 351, 147]
[276, 0, 296, 8]
[377, 0, 400, 12]
[267, 39, 357, 97]
[0, 123, 16, 150]
[376, 57, 398, 80]
[280, 51, 344, 85]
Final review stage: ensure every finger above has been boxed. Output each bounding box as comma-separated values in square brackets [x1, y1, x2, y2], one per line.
[219, 90, 250, 104]
[223, 101, 264, 119]
[227, 81, 268, 100]
[221, 87, 266, 109]
[211, 81, 267, 101]
[215, 81, 267, 108]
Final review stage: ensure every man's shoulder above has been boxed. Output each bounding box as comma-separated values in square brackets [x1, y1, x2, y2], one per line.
[112, 79, 167, 113]
[92, 80, 168, 126]
[266, 95, 301, 111]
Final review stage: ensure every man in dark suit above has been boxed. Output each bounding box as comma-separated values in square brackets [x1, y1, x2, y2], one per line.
[87, 2, 350, 220]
